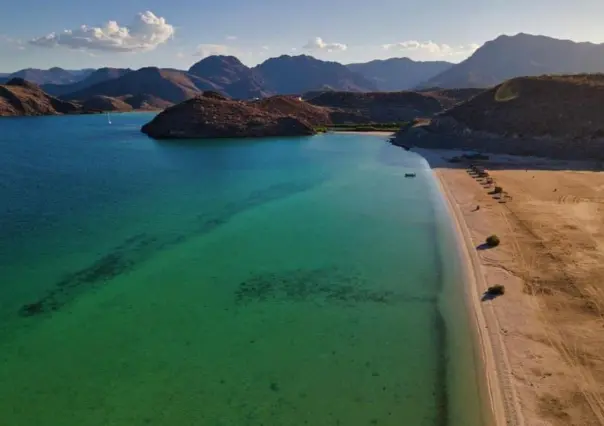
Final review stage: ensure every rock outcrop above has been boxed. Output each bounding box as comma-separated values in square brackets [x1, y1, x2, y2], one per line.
[141, 92, 316, 139]
[0, 78, 79, 116]
[393, 74, 604, 161]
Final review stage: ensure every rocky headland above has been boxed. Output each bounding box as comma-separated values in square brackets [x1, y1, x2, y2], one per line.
[0, 78, 80, 116]
[393, 74, 604, 161]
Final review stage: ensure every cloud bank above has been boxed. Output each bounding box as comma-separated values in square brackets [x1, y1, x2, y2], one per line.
[303, 37, 347, 52]
[29, 11, 174, 52]
[382, 40, 479, 58]
[194, 44, 232, 57]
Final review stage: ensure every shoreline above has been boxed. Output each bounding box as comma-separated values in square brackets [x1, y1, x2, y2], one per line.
[419, 148, 522, 426]
[418, 147, 604, 426]
[329, 130, 395, 136]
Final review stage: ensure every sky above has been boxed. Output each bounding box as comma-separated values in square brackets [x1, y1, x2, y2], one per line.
[1, 0, 604, 72]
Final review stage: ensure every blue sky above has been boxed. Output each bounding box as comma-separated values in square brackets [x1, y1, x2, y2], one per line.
[1, 0, 603, 72]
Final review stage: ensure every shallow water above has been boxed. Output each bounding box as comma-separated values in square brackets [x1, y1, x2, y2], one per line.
[0, 113, 486, 425]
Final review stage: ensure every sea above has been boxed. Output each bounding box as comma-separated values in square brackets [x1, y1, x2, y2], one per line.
[0, 112, 489, 426]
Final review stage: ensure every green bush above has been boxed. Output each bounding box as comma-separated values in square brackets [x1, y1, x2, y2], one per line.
[486, 284, 505, 295]
[486, 235, 500, 247]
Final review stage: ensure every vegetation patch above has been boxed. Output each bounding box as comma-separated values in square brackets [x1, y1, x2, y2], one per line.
[486, 235, 501, 247]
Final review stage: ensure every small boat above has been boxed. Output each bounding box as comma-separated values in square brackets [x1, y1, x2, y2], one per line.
[107, 112, 112, 124]
[405, 173, 416, 178]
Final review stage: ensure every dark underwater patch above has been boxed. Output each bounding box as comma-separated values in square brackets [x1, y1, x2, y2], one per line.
[19, 182, 320, 317]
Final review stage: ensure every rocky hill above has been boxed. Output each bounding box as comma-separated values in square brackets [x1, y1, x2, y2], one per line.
[0, 78, 80, 116]
[347, 58, 452, 91]
[394, 74, 604, 160]
[120, 94, 173, 110]
[80, 95, 133, 113]
[141, 92, 315, 139]
[63, 67, 220, 104]
[419, 33, 604, 89]
[417, 88, 485, 109]
[307, 91, 445, 123]
[43, 68, 131, 97]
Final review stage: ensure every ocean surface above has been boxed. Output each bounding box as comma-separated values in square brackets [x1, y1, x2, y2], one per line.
[0, 113, 487, 426]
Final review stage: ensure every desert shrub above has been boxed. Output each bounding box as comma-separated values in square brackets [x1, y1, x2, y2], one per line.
[486, 284, 505, 295]
[486, 235, 500, 247]
[493, 186, 503, 194]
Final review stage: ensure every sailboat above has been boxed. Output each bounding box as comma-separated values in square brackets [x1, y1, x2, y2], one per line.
[107, 112, 112, 124]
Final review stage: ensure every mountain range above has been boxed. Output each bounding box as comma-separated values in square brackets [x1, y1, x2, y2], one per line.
[3, 33, 604, 110]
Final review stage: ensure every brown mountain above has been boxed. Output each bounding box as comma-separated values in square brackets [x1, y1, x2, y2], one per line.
[63, 67, 220, 104]
[254, 55, 377, 94]
[395, 74, 604, 160]
[419, 33, 604, 89]
[43, 68, 131, 97]
[141, 92, 315, 139]
[0, 78, 79, 116]
[347, 58, 452, 91]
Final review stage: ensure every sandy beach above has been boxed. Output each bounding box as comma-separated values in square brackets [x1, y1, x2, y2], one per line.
[419, 149, 604, 426]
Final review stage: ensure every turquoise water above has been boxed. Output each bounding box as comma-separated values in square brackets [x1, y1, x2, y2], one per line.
[0, 113, 486, 425]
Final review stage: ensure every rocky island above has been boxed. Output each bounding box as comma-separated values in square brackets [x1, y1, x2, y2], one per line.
[141, 92, 316, 139]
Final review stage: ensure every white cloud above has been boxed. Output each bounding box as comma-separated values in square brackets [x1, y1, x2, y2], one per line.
[382, 40, 479, 58]
[225, 35, 237, 41]
[194, 43, 232, 57]
[303, 37, 347, 52]
[261, 45, 269, 51]
[29, 11, 174, 52]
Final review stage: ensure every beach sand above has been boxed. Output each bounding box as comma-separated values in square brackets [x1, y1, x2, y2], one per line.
[419, 149, 604, 426]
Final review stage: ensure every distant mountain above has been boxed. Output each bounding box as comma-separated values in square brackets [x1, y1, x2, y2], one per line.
[189, 55, 253, 86]
[0, 78, 80, 116]
[419, 33, 604, 89]
[347, 58, 453, 91]
[44, 68, 132, 97]
[0, 67, 86, 85]
[188, 55, 271, 99]
[63, 67, 220, 104]
[254, 55, 377, 93]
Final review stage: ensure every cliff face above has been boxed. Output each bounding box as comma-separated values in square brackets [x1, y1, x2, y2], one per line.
[141, 93, 316, 139]
[0, 78, 79, 116]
